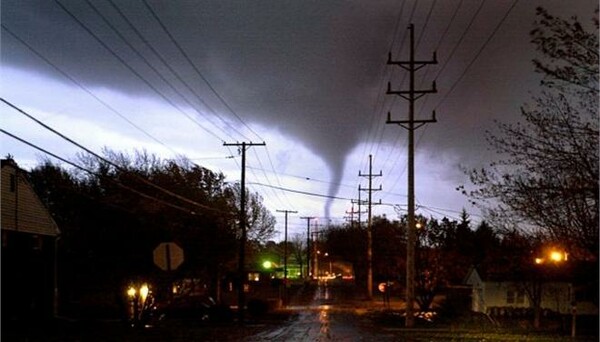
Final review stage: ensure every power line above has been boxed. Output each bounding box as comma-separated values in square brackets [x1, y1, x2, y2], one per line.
[434, 0, 520, 111]
[2, 98, 224, 214]
[138, 0, 292, 213]
[83, 0, 240, 142]
[103, 0, 251, 142]
[264, 146, 296, 209]
[359, 0, 407, 174]
[415, 0, 438, 49]
[1, 129, 196, 214]
[141, 0, 263, 142]
[250, 148, 287, 209]
[246, 165, 357, 190]
[1, 24, 180, 156]
[432, 0, 487, 83]
[53, 0, 225, 142]
[247, 182, 353, 202]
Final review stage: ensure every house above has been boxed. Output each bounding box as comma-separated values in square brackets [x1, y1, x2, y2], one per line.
[464, 267, 598, 316]
[1, 158, 60, 321]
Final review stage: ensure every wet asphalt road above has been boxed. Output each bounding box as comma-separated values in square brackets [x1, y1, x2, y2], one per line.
[247, 282, 382, 341]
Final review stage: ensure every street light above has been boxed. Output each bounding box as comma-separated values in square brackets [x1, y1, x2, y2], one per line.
[532, 248, 569, 332]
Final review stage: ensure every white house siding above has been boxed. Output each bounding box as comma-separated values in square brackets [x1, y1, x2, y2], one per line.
[464, 269, 589, 315]
[1, 162, 59, 236]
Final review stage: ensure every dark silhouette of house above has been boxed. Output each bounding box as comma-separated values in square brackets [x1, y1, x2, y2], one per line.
[1, 158, 60, 322]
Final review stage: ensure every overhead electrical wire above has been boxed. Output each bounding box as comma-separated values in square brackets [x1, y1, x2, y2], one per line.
[383, 0, 510, 202]
[54, 0, 285, 210]
[415, 0, 438, 48]
[83, 0, 239, 142]
[140, 0, 292, 210]
[250, 148, 289, 209]
[264, 146, 296, 209]
[1, 129, 197, 215]
[53, 0, 226, 142]
[432, 0, 487, 84]
[248, 182, 354, 202]
[140, 0, 262, 143]
[363, 0, 422, 178]
[246, 165, 357, 190]
[416, 0, 465, 91]
[433, 0, 520, 111]
[1, 24, 180, 156]
[102, 0, 251, 142]
[359, 0, 407, 172]
[2, 98, 225, 214]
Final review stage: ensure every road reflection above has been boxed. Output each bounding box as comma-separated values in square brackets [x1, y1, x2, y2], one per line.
[319, 304, 331, 338]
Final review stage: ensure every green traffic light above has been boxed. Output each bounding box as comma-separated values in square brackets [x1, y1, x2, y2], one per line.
[262, 261, 273, 269]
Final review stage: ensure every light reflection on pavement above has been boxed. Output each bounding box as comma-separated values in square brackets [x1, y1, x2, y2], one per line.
[246, 283, 378, 341]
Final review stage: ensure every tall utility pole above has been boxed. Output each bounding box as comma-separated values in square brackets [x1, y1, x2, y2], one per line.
[359, 154, 382, 299]
[311, 228, 326, 278]
[223, 141, 265, 324]
[344, 202, 355, 226]
[300, 216, 315, 279]
[386, 23, 437, 327]
[352, 189, 368, 229]
[277, 209, 297, 303]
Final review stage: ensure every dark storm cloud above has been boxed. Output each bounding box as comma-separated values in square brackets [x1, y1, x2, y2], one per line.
[3, 0, 597, 210]
[2, 0, 397, 213]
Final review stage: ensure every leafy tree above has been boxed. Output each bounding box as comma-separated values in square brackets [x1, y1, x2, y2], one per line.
[463, 7, 599, 259]
[227, 183, 277, 244]
[325, 223, 367, 287]
[372, 216, 405, 283]
[27, 149, 276, 313]
[289, 233, 306, 278]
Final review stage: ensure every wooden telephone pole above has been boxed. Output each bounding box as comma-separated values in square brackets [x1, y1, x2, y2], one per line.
[359, 154, 382, 299]
[386, 23, 437, 327]
[223, 141, 265, 324]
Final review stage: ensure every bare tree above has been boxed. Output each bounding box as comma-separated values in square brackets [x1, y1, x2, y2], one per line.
[463, 7, 599, 259]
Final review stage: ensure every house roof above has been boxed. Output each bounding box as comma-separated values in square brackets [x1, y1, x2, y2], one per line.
[1, 158, 60, 236]
[464, 264, 578, 285]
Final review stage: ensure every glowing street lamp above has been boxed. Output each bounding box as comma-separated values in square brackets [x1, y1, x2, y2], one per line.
[139, 284, 149, 303]
[549, 250, 567, 263]
[532, 247, 569, 330]
[535, 248, 568, 265]
[127, 286, 137, 298]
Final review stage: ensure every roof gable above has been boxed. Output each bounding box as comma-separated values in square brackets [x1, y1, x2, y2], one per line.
[1, 160, 59, 236]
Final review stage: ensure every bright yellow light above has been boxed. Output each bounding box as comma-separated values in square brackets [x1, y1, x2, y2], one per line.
[127, 287, 136, 298]
[140, 284, 149, 302]
[262, 261, 272, 269]
[549, 251, 565, 262]
[535, 257, 544, 265]
[416, 222, 423, 229]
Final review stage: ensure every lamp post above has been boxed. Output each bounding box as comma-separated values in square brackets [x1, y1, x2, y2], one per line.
[532, 248, 568, 330]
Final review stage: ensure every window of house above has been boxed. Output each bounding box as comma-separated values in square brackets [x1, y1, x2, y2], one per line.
[248, 272, 260, 282]
[507, 290, 525, 304]
[507, 290, 515, 304]
[32, 235, 43, 251]
[516, 290, 525, 304]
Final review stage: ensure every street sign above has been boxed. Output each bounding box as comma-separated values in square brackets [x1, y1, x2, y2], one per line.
[153, 242, 184, 271]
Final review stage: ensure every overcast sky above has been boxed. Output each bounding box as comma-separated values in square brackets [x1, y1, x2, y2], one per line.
[2, 0, 597, 240]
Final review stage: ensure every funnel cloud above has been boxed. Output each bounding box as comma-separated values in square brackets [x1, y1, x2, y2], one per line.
[2, 0, 596, 220]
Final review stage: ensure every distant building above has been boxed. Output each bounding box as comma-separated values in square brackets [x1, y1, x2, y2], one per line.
[464, 267, 598, 316]
[1, 158, 60, 321]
